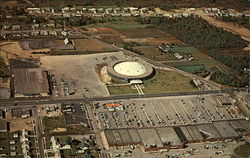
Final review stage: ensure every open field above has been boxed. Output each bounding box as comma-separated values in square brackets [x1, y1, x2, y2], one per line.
[135, 46, 176, 61]
[0, 42, 49, 59]
[175, 65, 206, 73]
[9, 117, 34, 132]
[73, 39, 115, 52]
[143, 69, 197, 94]
[169, 46, 231, 72]
[146, 37, 186, 46]
[86, 21, 152, 30]
[117, 28, 170, 38]
[107, 85, 137, 95]
[42, 115, 89, 134]
[19, 39, 62, 50]
[87, 26, 187, 47]
[107, 68, 197, 95]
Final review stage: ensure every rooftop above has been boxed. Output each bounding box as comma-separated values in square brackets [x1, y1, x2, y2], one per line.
[114, 61, 146, 77]
[13, 68, 49, 95]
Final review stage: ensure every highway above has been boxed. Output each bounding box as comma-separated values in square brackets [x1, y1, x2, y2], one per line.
[0, 88, 248, 107]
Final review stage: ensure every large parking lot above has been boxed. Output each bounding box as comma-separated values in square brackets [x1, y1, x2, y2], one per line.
[92, 94, 244, 129]
[40, 51, 131, 97]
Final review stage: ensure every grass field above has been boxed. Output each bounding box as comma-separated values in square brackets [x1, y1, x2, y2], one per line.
[169, 46, 230, 72]
[107, 85, 137, 95]
[136, 46, 176, 61]
[107, 69, 197, 95]
[176, 65, 206, 73]
[143, 69, 197, 93]
[43, 116, 89, 134]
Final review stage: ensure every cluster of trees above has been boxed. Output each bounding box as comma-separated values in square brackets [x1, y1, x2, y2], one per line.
[208, 50, 249, 87]
[144, 15, 249, 87]
[218, 14, 250, 30]
[50, 16, 125, 27]
[123, 42, 144, 55]
[148, 15, 247, 49]
[208, 50, 249, 72]
[211, 71, 249, 87]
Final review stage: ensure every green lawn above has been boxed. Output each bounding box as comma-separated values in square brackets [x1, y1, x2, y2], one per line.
[176, 65, 206, 73]
[143, 69, 198, 93]
[107, 69, 198, 95]
[107, 85, 137, 95]
[170, 46, 230, 72]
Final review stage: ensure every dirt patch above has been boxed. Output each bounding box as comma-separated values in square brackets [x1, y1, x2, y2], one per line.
[9, 117, 34, 132]
[0, 42, 49, 59]
[117, 28, 172, 38]
[19, 39, 62, 50]
[74, 39, 114, 52]
[198, 14, 250, 42]
[146, 37, 186, 46]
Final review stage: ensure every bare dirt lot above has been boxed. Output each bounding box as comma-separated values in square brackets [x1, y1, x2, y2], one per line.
[73, 39, 114, 52]
[0, 41, 49, 59]
[19, 39, 61, 50]
[146, 37, 186, 46]
[116, 28, 173, 38]
[198, 14, 250, 42]
[9, 117, 34, 132]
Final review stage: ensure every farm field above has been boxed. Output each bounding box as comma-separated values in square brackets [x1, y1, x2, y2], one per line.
[85, 21, 152, 30]
[73, 39, 115, 52]
[169, 46, 231, 73]
[135, 46, 176, 61]
[87, 26, 186, 46]
[146, 37, 186, 46]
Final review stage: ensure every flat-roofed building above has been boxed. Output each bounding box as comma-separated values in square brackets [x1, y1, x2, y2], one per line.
[0, 88, 10, 99]
[13, 68, 49, 97]
[0, 120, 8, 132]
[137, 128, 163, 149]
[155, 127, 183, 148]
[213, 121, 239, 139]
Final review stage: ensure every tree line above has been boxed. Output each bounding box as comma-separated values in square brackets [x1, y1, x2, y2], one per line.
[138, 16, 249, 87]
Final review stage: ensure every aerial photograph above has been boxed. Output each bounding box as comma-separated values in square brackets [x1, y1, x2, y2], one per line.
[0, 0, 249, 158]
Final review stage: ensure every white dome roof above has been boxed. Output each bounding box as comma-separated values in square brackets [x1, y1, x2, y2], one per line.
[114, 61, 146, 76]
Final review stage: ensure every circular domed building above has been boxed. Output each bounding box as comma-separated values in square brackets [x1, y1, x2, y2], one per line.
[107, 61, 154, 82]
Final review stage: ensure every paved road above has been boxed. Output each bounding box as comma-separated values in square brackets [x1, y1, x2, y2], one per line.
[0, 88, 248, 107]
[33, 107, 45, 158]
